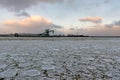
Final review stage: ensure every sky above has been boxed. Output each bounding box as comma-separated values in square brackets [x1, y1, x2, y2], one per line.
[0, 0, 120, 36]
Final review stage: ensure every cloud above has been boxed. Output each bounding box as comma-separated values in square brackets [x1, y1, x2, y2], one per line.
[1, 15, 62, 33]
[104, 0, 111, 4]
[79, 16, 102, 23]
[0, 0, 112, 17]
[0, 0, 63, 12]
[114, 20, 120, 26]
[0, 0, 64, 17]
[15, 11, 30, 17]
[105, 20, 120, 28]
[83, 20, 120, 36]
[105, 24, 114, 28]
[69, 24, 120, 36]
[67, 19, 120, 36]
[69, 28, 75, 30]
[85, 24, 120, 36]
[79, 20, 120, 36]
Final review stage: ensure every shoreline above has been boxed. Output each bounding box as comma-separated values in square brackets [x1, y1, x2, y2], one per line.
[0, 37, 120, 40]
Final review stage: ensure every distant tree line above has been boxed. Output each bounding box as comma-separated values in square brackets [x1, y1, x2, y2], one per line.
[0, 29, 89, 37]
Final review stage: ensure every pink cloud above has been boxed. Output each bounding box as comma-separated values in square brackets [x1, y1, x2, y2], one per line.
[79, 16, 102, 23]
[1, 15, 62, 33]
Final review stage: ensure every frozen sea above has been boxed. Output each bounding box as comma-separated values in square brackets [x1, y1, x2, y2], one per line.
[0, 37, 120, 80]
